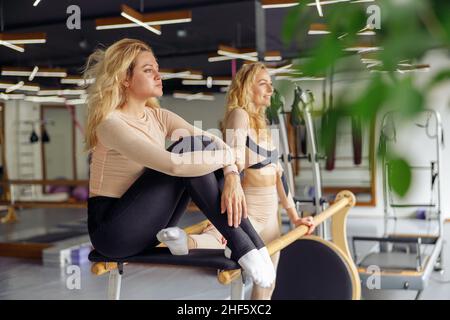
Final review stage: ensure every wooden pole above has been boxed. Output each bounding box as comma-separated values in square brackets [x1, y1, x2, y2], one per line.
[218, 190, 356, 285]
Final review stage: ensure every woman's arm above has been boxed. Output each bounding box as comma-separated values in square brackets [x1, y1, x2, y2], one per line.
[275, 161, 297, 216]
[223, 108, 250, 173]
[159, 108, 239, 175]
[276, 161, 316, 233]
[97, 117, 235, 177]
[157, 108, 247, 227]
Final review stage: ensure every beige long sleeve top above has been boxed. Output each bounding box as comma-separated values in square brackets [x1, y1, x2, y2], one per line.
[89, 107, 237, 198]
[224, 108, 296, 209]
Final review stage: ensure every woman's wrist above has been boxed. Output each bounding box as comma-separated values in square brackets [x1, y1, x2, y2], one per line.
[223, 164, 239, 177]
[286, 207, 299, 223]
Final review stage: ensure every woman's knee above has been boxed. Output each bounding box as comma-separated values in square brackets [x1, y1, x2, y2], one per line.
[167, 135, 218, 154]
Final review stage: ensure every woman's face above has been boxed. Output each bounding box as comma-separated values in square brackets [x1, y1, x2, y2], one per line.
[126, 51, 163, 99]
[251, 69, 273, 109]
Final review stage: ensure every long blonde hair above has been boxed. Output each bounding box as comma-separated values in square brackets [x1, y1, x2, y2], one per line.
[224, 62, 269, 138]
[84, 38, 160, 151]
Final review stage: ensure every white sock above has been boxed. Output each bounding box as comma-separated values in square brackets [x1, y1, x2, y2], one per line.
[236, 249, 273, 288]
[156, 227, 188, 255]
[224, 246, 232, 259]
[225, 246, 274, 288]
[259, 247, 276, 284]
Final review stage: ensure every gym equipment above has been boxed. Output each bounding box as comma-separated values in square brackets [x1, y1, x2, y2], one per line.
[323, 110, 338, 171]
[47, 177, 72, 194]
[289, 87, 308, 175]
[29, 123, 39, 144]
[89, 191, 360, 300]
[277, 86, 328, 238]
[352, 115, 363, 165]
[353, 109, 445, 299]
[41, 125, 50, 143]
[266, 89, 284, 125]
[71, 186, 89, 202]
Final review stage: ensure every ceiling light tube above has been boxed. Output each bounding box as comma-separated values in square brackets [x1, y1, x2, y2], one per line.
[25, 96, 66, 103]
[0, 41, 25, 52]
[345, 46, 382, 53]
[350, 0, 374, 3]
[6, 81, 24, 93]
[2, 67, 67, 78]
[217, 50, 258, 62]
[262, 0, 299, 9]
[96, 10, 191, 30]
[160, 69, 203, 80]
[264, 51, 283, 61]
[38, 89, 87, 96]
[162, 71, 191, 80]
[307, 0, 350, 6]
[0, 93, 26, 100]
[308, 23, 330, 35]
[276, 75, 325, 81]
[29, 66, 39, 81]
[182, 79, 231, 86]
[267, 63, 296, 75]
[2, 81, 42, 92]
[314, 0, 324, 16]
[61, 77, 95, 86]
[66, 98, 87, 105]
[121, 5, 162, 35]
[0, 32, 46, 44]
[37, 89, 60, 96]
[208, 55, 235, 62]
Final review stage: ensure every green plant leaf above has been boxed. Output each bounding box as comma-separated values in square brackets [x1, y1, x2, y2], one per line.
[426, 69, 450, 90]
[388, 158, 412, 197]
[387, 77, 425, 117]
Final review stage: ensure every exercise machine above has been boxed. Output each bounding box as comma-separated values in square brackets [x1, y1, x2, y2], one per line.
[277, 86, 328, 238]
[353, 109, 445, 299]
[89, 191, 360, 300]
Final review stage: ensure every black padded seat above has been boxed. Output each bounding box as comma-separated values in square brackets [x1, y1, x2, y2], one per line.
[272, 239, 353, 300]
[89, 248, 240, 271]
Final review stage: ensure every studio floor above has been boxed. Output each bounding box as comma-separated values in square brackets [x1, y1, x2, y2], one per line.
[0, 208, 449, 300]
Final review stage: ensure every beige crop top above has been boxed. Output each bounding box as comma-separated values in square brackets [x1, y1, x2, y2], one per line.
[224, 108, 296, 210]
[89, 107, 237, 198]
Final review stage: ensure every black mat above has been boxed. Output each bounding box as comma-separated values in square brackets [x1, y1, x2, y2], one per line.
[89, 248, 240, 271]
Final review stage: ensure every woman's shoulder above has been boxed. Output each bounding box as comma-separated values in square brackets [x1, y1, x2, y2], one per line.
[228, 108, 250, 122]
[229, 107, 249, 118]
[148, 106, 174, 118]
[226, 108, 250, 128]
[97, 112, 125, 131]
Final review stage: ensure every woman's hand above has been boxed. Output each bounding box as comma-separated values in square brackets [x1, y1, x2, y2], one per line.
[221, 173, 248, 228]
[292, 216, 316, 235]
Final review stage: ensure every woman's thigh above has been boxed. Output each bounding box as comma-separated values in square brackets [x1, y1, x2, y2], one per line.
[90, 168, 187, 258]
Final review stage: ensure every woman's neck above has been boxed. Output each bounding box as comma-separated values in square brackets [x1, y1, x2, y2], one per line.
[120, 96, 147, 119]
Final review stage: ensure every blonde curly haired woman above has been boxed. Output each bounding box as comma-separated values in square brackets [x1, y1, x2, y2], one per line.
[84, 39, 276, 289]
[161, 62, 316, 299]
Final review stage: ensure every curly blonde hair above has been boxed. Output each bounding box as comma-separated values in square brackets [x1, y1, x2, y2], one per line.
[224, 62, 269, 138]
[84, 38, 160, 151]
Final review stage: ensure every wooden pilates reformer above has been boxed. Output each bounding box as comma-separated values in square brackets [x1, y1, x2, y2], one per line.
[89, 190, 361, 300]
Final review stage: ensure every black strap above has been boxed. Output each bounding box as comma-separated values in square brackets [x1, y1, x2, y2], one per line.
[246, 136, 279, 169]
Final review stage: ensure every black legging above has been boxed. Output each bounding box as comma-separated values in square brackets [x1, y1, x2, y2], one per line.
[87, 135, 264, 261]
